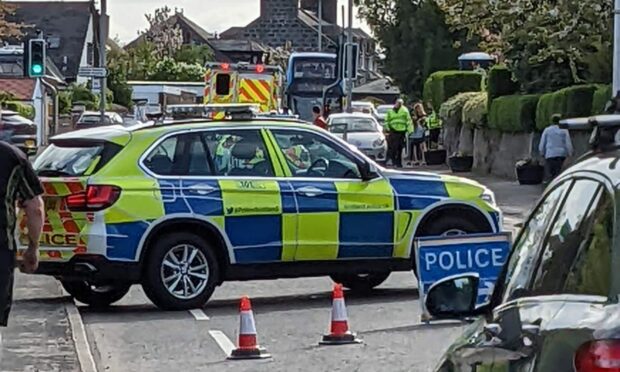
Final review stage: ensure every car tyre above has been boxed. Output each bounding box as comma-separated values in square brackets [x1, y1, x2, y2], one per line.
[61, 280, 131, 308]
[142, 232, 219, 311]
[330, 272, 391, 292]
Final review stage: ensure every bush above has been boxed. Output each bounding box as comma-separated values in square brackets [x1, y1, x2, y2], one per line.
[489, 94, 540, 133]
[592, 85, 612, 115]
[535, 85, 597, 131]
[423, 71, 482, 111]
[439, 92, 480, 129]
[4, 101, 35, 119]
[462, 92, 488, 128]
[487, 65, 518, 102]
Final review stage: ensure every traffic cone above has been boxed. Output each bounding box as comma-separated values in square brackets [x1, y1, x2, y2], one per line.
[228, 296, 271, 360]
[319, 283, 362, 345]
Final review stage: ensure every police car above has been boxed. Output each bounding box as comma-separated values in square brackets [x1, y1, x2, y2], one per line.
[19, 110, 501, 310]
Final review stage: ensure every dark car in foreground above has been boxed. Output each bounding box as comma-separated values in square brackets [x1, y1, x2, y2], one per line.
[430, 115, 620, 372]
[0, 110, 37, 155]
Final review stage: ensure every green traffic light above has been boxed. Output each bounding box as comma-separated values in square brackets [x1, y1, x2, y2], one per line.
[31, 64, 43, 75]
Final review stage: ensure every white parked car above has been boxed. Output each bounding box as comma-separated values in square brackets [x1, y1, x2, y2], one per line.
[375, 104, 392, 126]
[327, 113, 387, 163]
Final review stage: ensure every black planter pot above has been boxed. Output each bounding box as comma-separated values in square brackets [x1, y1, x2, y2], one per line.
[425, 149, 447, 166]
[449, 156, 474, 173]
[516, 164, 544, 185]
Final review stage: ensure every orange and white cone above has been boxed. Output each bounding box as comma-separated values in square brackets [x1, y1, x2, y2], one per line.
[228, 296, 271, 360]
[319, 283, 362, 345]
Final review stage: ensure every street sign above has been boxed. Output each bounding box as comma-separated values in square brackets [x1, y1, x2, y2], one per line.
[415, 233, 512, 320]
[79, 66, 107, 78]
[91, 78, 102, 93]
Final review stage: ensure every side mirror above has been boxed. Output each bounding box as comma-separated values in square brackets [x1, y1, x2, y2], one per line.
[358, 160, 378, 181]
[425, 275, 480, 319]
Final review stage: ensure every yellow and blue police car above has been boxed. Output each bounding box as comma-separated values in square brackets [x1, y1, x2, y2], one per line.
[19, 111, 501, 310]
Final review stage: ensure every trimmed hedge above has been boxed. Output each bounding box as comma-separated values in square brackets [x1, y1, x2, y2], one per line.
[489, 94, 540, 133]
[439, 92, 481, 129]
[592, 84, 612, 115]
[423, 71, 482, 111]
[487, 65, 518, 102]
[462, 92, 488, 128]
[535, 85, 597, 131]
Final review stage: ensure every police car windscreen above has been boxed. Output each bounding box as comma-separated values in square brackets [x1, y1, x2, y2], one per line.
[329, 118, 377, 133]
[34, 142, 119, 177]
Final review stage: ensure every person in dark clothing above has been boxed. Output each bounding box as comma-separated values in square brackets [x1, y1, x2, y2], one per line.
[0, 141, 44, 347]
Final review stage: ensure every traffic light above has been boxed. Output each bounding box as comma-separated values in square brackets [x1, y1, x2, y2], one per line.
[28, 39, 46, 78]
[342, 43, 359, 80]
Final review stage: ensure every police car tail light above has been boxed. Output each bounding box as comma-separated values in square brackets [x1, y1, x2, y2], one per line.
[66, 185, 121, 212]
[575, 340, 620, 372]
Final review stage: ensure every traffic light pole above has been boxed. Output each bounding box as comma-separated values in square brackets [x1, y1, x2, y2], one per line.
[99, 0, 108, 121]
[614, 0, 620, 96]
[346, 0, 353, 113]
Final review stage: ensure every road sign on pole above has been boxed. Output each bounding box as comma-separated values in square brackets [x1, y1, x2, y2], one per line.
[78, 66, 107, 78]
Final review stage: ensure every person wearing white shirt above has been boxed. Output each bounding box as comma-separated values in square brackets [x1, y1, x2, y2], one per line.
[539, 114, 574, 182]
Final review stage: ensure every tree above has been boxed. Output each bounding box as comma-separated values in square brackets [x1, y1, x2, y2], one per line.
[0, 2, 24, 43]
[173, 45, 214, 65]
[356, 0, 474, 98]
[143, 6, 183, 60]
[437, 0, 613, 92]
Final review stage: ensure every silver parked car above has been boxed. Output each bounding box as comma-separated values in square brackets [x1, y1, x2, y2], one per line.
[327, 112, 387, 163]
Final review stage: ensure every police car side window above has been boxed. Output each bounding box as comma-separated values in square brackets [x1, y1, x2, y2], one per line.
[202, 130, 274, 178]
[271, 130, 361, 179]
[144, 134, 212, 176]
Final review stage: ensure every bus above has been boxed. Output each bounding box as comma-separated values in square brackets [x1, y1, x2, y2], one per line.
[285, 52, 345, 122]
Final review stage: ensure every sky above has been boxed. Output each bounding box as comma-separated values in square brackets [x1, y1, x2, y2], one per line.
[105, 0, 369, 44]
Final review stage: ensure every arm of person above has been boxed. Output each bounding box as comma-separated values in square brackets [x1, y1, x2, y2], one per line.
[16, 158, 44, 273]
[539, 129, 547, 156]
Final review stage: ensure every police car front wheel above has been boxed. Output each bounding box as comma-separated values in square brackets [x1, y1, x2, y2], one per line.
[142, 232, 220, 310]
[330, 272, 391, 292]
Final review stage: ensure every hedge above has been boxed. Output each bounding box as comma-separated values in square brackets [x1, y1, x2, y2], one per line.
[439, 92, 481, 129]
[3, 101, 35, 119]
[487, 65, 518, 103]
[535, 85, 597, 131]
[423, 71, 482, 111]
[592, 84, 612, 115]
[462, 92, 488, 128]
[489, 94, 540, 133]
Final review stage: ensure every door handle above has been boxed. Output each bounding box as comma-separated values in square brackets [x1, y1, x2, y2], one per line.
[187, 184, 217, 196]
[297, 186, 324, 197]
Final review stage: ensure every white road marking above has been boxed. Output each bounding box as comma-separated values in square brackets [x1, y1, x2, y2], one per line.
[209, 330, 236, 356]
[189, 309, 210, 321]
[61, 287, 98, 372]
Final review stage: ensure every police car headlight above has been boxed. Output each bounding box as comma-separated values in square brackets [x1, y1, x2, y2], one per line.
[373, 138, 385, 148]
[480, 189, 496, 206]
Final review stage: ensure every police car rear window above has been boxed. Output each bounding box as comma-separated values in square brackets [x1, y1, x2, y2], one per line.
[34, 141, 122, 177]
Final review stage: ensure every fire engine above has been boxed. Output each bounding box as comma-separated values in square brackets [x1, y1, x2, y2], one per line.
[204, 62, 282, 113]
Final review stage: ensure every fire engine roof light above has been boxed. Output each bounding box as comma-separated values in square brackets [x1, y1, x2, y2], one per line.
[221, 63, 230, 71]
[256, 64, 265, 73]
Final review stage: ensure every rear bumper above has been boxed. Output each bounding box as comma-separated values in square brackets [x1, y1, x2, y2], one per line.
[32, 255, 141, 284]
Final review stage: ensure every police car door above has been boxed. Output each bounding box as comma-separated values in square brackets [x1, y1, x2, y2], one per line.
[268, 128, 395, 261]
[201, 129, 292, 264]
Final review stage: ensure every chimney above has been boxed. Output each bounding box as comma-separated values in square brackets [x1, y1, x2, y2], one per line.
[300, 0, 337, 25]
[260, 0, 298, 19]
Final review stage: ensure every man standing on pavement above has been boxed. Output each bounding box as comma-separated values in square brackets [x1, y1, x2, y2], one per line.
[385, 98, 413, 168]
[0, 141, 44, 356]
[312, 105, 328, 130]
[539, 114, 574, 182]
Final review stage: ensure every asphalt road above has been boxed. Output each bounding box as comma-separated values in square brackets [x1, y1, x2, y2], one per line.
[76, 172, 543, 372]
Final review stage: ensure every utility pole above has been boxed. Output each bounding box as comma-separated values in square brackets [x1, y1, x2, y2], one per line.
[346, 0, 353, 113]
[614, 0, 620, 96]
[99, 0, 108, 120]
[318, 0, 323, 51]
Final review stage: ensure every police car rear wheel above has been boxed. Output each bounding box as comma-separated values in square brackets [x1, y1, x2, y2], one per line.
[142, 233, 219, 310]
[60, 280, 131, 308]
[330, 272, 391, 292]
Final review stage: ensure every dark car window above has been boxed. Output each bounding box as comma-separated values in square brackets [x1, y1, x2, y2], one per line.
[144, 133, 212, 176]
[202, 130, 274, 177]
[530, 180, 614, 297]
[500, 182, 571, 302]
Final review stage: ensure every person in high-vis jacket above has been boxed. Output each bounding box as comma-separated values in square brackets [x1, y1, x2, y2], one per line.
[426, 105, 442, 149]
[385, 98, 413, 168]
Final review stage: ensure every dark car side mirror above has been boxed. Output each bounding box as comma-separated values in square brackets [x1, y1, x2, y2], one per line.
[358, 160, 378, 181]
[425, 275, 482, 319]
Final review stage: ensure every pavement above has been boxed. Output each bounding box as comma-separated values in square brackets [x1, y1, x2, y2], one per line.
[2, 168, 543, 372]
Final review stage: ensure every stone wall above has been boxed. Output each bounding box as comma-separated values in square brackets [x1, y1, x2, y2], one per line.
[260, 0, 298, 19]
[244, 17, 321, 51]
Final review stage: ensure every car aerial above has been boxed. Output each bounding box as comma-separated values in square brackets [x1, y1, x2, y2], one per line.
[376, 104, 392, 126]
[18, 112, 501, 311]
[0, 110, 37, 155]
[431, 115, 620, 372]
[75, 111, 124, 130]
[327, 112, 387, 163]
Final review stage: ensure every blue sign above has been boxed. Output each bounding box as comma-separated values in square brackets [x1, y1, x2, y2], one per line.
[415, 233, 512, 313]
